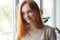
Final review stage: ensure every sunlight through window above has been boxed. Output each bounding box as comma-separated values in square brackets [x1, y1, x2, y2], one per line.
[0, 0, 13, 40]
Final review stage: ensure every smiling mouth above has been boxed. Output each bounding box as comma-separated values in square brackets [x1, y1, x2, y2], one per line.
[26, 18, 30, 20]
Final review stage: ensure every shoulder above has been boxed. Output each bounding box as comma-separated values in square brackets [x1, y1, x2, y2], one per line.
[44, 25, 56, 36]
[44, 25, 55, 31]
[44, 25, 56, 39]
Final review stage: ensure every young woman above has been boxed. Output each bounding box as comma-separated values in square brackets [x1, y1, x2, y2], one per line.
[16, 0, 56, 40]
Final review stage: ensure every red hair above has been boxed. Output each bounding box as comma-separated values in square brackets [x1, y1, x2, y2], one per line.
[17, 0, 44, 40]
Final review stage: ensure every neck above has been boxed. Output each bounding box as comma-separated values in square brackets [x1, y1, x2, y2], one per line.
[29, 22, 38, 31]
[27, 22, 40, 37]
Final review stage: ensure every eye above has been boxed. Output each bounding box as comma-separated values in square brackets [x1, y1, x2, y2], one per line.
[27, 10, 32, 14]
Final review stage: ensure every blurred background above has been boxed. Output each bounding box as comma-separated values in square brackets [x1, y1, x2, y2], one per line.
[0, 0, 60, 40]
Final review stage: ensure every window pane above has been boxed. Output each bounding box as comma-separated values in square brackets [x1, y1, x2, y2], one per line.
[0, 0, 13, 40]
[42, 0, 54, 27]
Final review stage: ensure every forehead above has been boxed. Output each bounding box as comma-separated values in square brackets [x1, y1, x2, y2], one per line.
[22, 4, 31, 12]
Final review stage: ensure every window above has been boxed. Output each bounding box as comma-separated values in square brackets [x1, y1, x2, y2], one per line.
[0, 0, 13, 40]
[42, 0, 54, 27]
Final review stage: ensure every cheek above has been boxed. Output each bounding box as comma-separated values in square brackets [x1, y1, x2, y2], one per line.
[32, 13, 36, 18]
[30, 13, 36, 20]
[29, 12, 34, 17]
[29, 13, 34, 20]
[29, 13, 33, 17]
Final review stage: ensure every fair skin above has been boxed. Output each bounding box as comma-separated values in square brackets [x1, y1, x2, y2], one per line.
[22, 4, 40, 37]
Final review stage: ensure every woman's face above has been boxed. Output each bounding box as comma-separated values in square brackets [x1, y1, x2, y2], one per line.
[22, 4, 36, 23]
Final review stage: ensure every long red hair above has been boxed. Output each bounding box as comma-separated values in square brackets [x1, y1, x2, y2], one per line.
[17, 0, 44, 40]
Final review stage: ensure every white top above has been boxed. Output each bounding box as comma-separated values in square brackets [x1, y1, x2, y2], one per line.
[21, 25, 56, 40]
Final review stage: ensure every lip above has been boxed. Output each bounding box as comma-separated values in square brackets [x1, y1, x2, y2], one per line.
[26, 19, 30, 20]
[25, 18, 30, 20]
